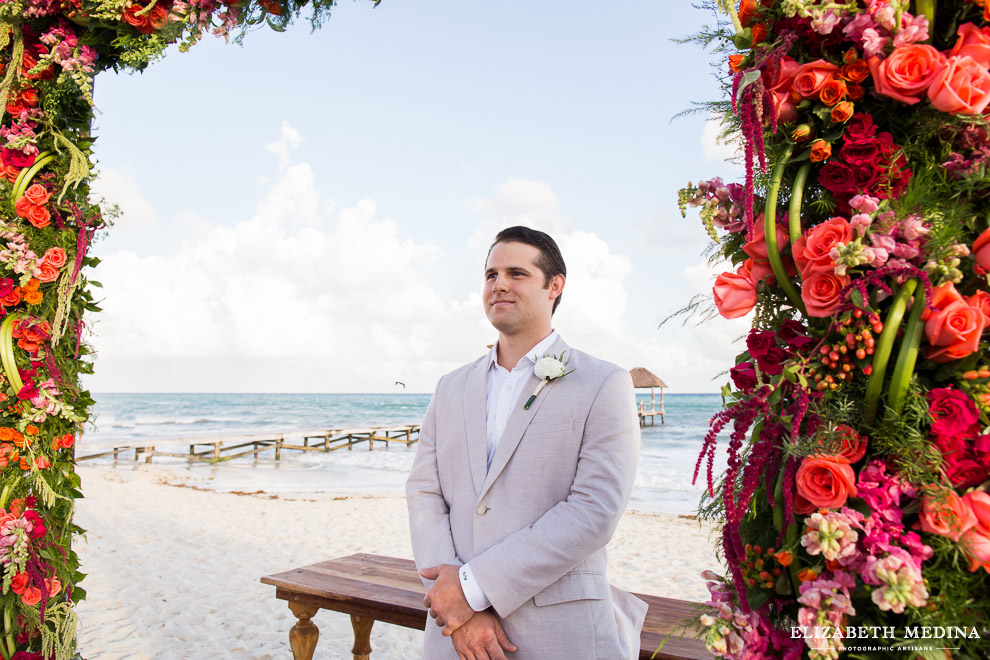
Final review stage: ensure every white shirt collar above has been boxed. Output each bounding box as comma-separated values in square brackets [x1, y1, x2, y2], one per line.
[486, 330, 560, 371]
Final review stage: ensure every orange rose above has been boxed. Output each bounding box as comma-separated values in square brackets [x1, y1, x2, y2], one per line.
[802, 270, 850, 318]
[923, 282, 986, 362]
[19, 87, 38, 107]
[0, 428, 13, 441]
[728, 54, 746, 73]
[927, 55, 990, 115]
[950, 22, 990, 69]
[792, 60, 839, 98]
[25, 424, 38, 435]
[21, 586, 42, 606]
[22, 183, 51, 207]
[14, 195, 32, 218]
[713, 268, 757, 319]
[3, 165, 21, 183]
[809, 139, 831, 162]
[869, 45, 945, 104]
[60, 433, 75, 449]
[43, 247, 68, 268]
[830, 101, 854, 123]
[6, 99, 24, 115]
[750, 23, 768, 46]
[738, 0, 758, 27]
[819, 79, 847, 106]
[23, 291, 41, 305]
[974, 227, 990, 271]
[794, 455, 857, 513]
[10, 572, 28, 595]
[26, 205, 51, 229]
[23, 278, 40, 293]
[840, 59, 871, 83]
[846, 83, 865, 102]
[37, 263, 59, 283]
[920, 487, 977, 542]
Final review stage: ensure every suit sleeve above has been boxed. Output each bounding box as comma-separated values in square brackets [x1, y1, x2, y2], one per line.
[466, 368, 639, 616]
[406, 377, 463, 581]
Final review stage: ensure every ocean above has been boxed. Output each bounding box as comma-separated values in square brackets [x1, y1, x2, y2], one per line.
[82, 393, 728, 516]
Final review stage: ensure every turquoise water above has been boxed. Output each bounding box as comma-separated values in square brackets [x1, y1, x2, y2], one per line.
[84, 392, 727, 516]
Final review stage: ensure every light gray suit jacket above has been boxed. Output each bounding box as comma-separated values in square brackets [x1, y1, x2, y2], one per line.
[406, 336, 647, 659]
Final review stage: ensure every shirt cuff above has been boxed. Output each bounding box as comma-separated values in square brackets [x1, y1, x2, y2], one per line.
[459, 563, 492, 612]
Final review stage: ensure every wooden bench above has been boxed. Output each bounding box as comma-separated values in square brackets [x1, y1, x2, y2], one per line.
[261, 553, 712, 660]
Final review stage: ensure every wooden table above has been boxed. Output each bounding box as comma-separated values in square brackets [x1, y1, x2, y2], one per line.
[262, 553, 711, 660]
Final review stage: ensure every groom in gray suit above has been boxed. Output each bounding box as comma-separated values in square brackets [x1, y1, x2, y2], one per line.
[406, 226, 646, 660]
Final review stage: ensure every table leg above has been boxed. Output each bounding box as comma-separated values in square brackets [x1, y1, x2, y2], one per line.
[350, 614, 375, 660]
[287, 602, 320, 660]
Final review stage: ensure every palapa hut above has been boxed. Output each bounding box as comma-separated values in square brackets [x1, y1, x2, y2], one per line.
[629, 367, 668, 425]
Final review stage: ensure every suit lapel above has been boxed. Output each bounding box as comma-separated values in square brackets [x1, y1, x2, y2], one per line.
[463, 358, 489, 495]
[480, 337, 570, 499]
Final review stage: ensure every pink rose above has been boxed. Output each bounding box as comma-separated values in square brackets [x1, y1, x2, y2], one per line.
[764, 56, 801, 122]
[742, 213, 790, 262]
[928, 387, 980, 439]
[950, 23, 990, 69]
[927, 55, 990, 115]
[42, 247, 67, 268]
[868, 45, 945, 104]
[713, 268, 757, 319]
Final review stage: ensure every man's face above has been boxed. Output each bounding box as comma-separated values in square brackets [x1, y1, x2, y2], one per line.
[483, 241, 562, 336]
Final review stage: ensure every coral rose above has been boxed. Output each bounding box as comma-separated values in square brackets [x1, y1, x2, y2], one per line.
[920, 488, 977, 542]
[923, 282, 986, 362]
[962, 523, 990, 573]
[14, 195, 31, 218]
[868, 45, 945, 104]
[950, 23, 990, 69]
[974, 227, 990, 271]
[20, 586, 42, 606]
[967, 290, 990, 325]
[742, 213, 790, 262]
[26, 205, 50, 229]
[764, 56, 801, 123]
[43, 247, 67, 268]
[793, 217, 853, 276]
[22, 183, 51, 207]
[801, 271, 850, 318]
[37, 263, 59, 284]
[794, 455, 857, 513]
[792, 60, 840, 98]
[828, 424, 868, 463]
[928, 55, 990, 115]
[713, 268, 757, 319]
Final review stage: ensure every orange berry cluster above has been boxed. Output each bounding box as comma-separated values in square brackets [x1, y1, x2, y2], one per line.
[960, 366, 990, 410]
[808, 310, 882, 391]
[741, 543, 785, 589]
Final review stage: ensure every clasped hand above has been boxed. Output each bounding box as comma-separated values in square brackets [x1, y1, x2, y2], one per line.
[420, 564, 517, 659]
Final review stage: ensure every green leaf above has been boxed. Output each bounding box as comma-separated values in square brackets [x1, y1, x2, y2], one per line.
[850, 288, 864, 309]
[736, 70, 761, 103]
[746, 587, 771, 610]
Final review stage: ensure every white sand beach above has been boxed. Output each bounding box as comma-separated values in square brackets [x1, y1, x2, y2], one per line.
[74, 464, 721, 659]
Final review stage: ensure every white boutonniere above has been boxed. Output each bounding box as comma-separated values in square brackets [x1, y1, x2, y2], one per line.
[525, 351, 575, 410]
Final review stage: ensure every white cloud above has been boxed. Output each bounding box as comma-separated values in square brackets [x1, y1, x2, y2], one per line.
[265, 120, 304, 172]
[701, 116, 741, 162]
[90, 167, 157, 230]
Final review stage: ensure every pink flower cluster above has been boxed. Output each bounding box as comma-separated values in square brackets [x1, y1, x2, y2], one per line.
[39, 22, 97, 75]
[700, 571, 803, 660]
[842, 4, 930, 57]
[797, 570, 857, 659]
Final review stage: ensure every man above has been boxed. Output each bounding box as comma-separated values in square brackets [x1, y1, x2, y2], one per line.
[406, 226, 646, 660]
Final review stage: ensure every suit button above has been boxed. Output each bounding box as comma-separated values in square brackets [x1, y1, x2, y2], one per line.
[476, 504, 488, 516]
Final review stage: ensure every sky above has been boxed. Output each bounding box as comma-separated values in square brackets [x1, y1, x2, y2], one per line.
[83, 0, 751, 394]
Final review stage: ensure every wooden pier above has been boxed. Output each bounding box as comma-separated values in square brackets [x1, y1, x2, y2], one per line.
[76, 424, 421, 464]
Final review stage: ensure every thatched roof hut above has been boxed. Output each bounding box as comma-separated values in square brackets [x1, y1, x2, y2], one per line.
[629, 367, 668, 389]
[629, 367, 667, 424]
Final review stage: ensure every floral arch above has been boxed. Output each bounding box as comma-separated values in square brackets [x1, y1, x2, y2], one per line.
[0, 1, 379, 657]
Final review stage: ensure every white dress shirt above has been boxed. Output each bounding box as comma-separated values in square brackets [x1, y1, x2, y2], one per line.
[459, 330, 559, 612]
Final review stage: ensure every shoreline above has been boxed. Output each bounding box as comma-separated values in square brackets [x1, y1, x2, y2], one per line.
[74, 463, 721, 659]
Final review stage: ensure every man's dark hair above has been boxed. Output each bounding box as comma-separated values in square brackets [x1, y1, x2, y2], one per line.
[488, 226, 566, 313]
